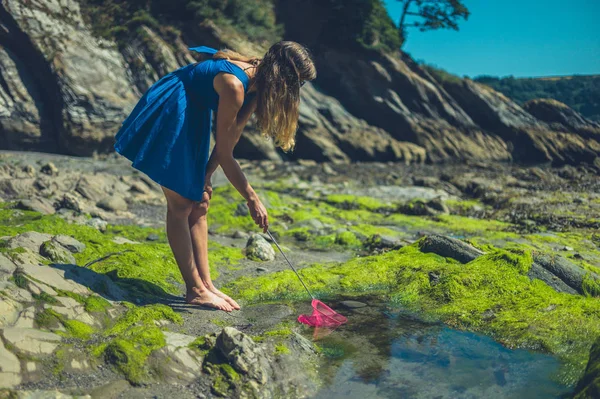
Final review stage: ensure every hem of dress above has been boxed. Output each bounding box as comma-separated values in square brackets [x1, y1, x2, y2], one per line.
[114, 144, 205, 202]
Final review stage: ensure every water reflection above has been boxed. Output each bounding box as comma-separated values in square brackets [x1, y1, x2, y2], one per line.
[305, 301, 571, 399]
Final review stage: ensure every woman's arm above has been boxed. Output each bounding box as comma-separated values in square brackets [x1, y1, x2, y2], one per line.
[205, 93, 257, 178]
[208, 74, 268, 231]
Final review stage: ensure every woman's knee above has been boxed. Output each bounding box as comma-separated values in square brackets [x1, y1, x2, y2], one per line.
[163, 187, 194, 218]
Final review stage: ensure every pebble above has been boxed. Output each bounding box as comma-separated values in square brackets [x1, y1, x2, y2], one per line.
[40, 162, 58, 176]
[256, 267, 269, 272]
[562, 246, 574, 251]
[146, 234, 160, 241]
[339, 300, 367, 309]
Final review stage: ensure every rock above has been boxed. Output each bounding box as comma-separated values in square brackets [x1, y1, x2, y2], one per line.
[48, 297, 98, 327]
[0, 297, 22, 328]
[426, 198, 450, 214]
[75, 176, 107, 202]
[14, 306, 36, 328]
[0, 338, 21, 388]
[562, 246, 574, 251]
[2, 328, 62, 357]
[419, 234, 484, 264]
[40, 240, 76, 264]
[533, 253, 600, 296]
[364, 234, 402, 251]
[58, 193, 83, 212]
[7, 231, 53, 252]
[216, 327, 269, 384]
[112, 237, 139, 245]
[97, 196, 128, 212]
[16, 198, 56, 215]
[0, 0, 139, 155]
[339, 300, 367, 309]
[22, 164, 36, 176]
[146, 234, 160, 241]
[524, 98, 600, 137]
[234, 202, 249, 217]
[85, 218, 107, 232]
[246, 234, 275, 262]
[19, 263, 89, 294]
[256, 267, 269, 272]
[0, 253, 17, 276]
[40, 162, 58, 176]
[52, 235, 86, 254]
[130, 181, 151, 194]
[573, 336, 600, 399]
[232, 230, 249, 239]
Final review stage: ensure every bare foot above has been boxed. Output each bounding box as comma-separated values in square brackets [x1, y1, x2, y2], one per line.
[208, 286, 241, 310]
[186, 287, 233, 312]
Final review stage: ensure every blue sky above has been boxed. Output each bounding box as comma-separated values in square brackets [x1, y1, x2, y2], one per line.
[383, 0, 600, 78]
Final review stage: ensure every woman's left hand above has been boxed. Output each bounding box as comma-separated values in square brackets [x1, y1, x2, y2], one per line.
[204, 175, 213, 199]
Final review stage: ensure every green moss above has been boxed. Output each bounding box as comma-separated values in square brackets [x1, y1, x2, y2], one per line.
[84, 295, 112, 312]
[264, 326, 293, 338]
[274, 343, 290, 355]
[34, 308, 61, 329]
[63, 320, 95, 340]
[106, 304, 182, 336]
[220, 363, 240, 381]
[101, 326, 166, 384]
[32, 291, 60, 305]
[227, 242, 600, 384]
[212, 375, 231, 397]
[0, 208, 183, 297]
[334, 231, 362, 248]
[211, 318, 229, 328]
[582, 274, 600, 297]
[573, 337, 600, 398]
[326, 194, 389, 211]
[9, 270, 28, 289]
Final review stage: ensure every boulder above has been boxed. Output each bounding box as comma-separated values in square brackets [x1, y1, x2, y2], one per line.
[0, 0, 139, 155]
[7, 231, 53, 252]
[0, 338, 21, 388]
[40, 240, 76, 264]
[52, 235, 86, 254]
[246, 234, 275, 262]
[216, 327, 269, 384]
[16, 198, 56, 215]
[573, 336, 600, 399]
[97, 196, 128, 212]
[2, 327, 62, 357]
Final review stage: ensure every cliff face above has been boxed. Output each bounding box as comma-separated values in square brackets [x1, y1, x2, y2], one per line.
[0, 0, 599, 167]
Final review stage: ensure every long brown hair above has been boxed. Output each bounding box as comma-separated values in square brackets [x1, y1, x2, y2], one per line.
[213, 42, 316, 151]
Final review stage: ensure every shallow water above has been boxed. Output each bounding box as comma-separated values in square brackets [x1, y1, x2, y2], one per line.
[305, 303, 571, 399]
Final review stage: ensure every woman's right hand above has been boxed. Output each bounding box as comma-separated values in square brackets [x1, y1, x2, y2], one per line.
[248, 197, 269, 233]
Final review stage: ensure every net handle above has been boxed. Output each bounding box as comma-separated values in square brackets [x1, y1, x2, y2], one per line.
[267, 230, 315, 300]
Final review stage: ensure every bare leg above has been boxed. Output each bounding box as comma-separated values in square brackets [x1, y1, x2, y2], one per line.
[189, 192, 241, 310]
[161, 187, 233, 312]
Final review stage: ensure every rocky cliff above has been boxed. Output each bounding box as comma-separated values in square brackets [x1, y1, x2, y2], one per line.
[0, 0, 599, 167]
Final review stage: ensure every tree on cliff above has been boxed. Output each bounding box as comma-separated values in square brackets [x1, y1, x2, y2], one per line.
[396, 0, 469, 44]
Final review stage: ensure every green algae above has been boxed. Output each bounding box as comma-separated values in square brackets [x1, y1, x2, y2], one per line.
[35, 308, 95, 340]
[102, 326, 166, 384]
[32, 292, 60, 305]
[325, 194, 389, 211]
[84, 295, 112, 313]
[226, 242, 600, 384]
[63, 320, 95, 340]
[105, 303, 182, 336]
[574, 337, 600, 398]
[274, 343, 290, 355]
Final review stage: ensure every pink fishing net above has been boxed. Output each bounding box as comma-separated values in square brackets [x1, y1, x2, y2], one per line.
[298, 299, 347, 327]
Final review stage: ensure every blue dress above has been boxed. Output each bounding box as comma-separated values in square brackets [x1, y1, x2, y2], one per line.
[114, 46, 250, 201]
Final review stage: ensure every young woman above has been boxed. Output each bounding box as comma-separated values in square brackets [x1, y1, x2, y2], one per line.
[114, 41, 316, 312]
